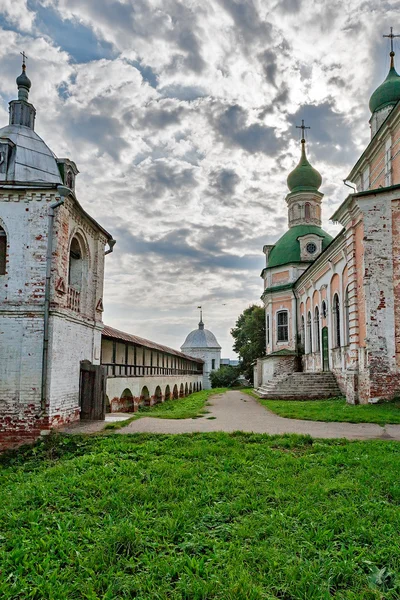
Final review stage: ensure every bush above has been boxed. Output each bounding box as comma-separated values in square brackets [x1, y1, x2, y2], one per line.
[209, 365, 239, 388]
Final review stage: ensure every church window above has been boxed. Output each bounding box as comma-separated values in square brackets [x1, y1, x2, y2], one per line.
[305, 203, 311, 221]
[321, 300, 327, 319]
[68, 235, 87, 312]
[300, 315, 305, 346]
[385, 137, 392, 187]
[277, 311, 288, 342]
[362, 165, 370, 191]
[314, 306, 320, 352]
[66, 170, 74, 189]
[69, 237, 83, 290]
[333, 294, 341, 347]
[212, 359, 215, 370]
[344, 287, 350, 345]
[267, 314, 270, 345]
[0, 226, 6, 275]
[307, 312, 312, 353]
[306, 242, 317, 254]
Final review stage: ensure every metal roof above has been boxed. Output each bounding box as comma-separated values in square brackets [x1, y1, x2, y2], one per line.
[181, 327, 221, 350]
[0, 124, 62, 184]
[102, 325, 204, 363]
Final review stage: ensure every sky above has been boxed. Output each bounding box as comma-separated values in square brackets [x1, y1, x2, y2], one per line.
[0, 0, 398, 356]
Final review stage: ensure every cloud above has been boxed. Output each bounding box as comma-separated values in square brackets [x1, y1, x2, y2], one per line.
[209, 168, 240, 196]
[0, 0, 390, 354]
[214, 104, 284, 154]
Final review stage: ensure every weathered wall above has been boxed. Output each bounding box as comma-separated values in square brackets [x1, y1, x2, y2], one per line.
[0, 190, 109, 450]
[106, 374, 203, 412]
[181, 347, 220, 389]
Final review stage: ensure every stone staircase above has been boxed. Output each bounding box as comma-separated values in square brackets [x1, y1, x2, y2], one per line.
[254, 372, 342, 400]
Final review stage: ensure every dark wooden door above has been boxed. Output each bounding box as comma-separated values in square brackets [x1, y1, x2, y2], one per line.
[322, 327, 329, 371]
[80, 360, 106, 420]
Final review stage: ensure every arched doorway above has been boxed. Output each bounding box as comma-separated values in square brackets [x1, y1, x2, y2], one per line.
[165, 385, 171, 401]
[120, 388, 134, 412]
[173, 384, 179, 399]
[179, 383, 184, 398]
[189, 383, 193, 395]
[140, 386, 150, 406]
[322, 327, 329, 371]
[154, 386, 162, 404]
[185, 383, 188, 396]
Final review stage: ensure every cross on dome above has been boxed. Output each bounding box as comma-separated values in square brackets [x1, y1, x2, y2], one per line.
[20, 51, 28, 69]
[296, 119, 310, 143]
[383, 27, 400, 65]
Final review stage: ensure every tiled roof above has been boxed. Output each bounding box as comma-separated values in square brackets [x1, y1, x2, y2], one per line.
[102, 325, 204, 363]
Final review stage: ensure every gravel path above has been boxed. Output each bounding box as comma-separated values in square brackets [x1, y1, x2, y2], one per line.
[117, 390, 400, 440]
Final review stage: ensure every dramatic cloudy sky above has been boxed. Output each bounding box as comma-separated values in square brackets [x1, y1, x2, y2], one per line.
[0, 0, 397, 355]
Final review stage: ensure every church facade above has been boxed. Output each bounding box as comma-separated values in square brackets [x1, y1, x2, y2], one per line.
[255, 42, 400, 404]
[0, 60, 115, 448]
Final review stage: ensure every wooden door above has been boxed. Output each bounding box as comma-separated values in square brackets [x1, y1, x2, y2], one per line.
[80, 360, 106, 420]
[322, 327, 329, 371]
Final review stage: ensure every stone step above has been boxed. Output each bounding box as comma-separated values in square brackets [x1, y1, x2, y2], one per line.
[254, 371, 341, 400]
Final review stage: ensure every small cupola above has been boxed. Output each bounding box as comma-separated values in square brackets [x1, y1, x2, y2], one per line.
[9, 52, 36, 130]
[369, 28, 400, 137]
[287, 136, 322, 194]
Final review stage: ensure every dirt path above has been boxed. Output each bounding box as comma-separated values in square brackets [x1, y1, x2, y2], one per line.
[117, 390, 400, 440]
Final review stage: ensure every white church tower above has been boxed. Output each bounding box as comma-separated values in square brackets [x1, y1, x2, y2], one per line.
[0, 56, 114, 449]
[181, 310, 221, 389]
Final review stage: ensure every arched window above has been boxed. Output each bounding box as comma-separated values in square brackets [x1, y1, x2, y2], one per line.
[314, 306, 320, 352]
[267, 314, 270, 345]
[307, 312, 312, 353]
[300, 315, 305, 346]
[0, 226, 6, 275]
[333, 294, 341, 347]
[277, 311, 288, 342]
[344, 287, 350, 345]
[69, 237, 83, 290]
[321, 300, 327, 319]
[305, 203, 311, 221]
[68, 235, 86, 312]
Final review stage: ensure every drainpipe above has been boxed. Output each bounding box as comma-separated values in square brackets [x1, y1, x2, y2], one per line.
[104, 238, 116, 255]
[343, 179, 356, 192]
[40, 185, 70, 413]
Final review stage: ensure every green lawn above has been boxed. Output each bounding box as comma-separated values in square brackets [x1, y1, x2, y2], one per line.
[246, 392, 400, 425]
[105, 388, 227, 430]
[1, 433, 400, 599]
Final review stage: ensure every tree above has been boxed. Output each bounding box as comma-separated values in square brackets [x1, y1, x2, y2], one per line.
[209, 365, 239, 388]
[231, 305, 266, 383]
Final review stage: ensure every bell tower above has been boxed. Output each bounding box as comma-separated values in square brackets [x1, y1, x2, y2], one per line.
[286, 121, 323, 229]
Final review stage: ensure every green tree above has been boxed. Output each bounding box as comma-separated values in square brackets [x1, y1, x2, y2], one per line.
[209, 365, 239, 388]
[231, 305, 266, 383]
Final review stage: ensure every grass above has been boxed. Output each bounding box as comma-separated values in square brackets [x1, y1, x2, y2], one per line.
[243, 389, 400, 425]
[104, 388, 226, 429]
[1, 432, 400, 599]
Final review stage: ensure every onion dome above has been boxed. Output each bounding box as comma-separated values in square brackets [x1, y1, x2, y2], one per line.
[369, 52, 400, 113]
[287, 138, 322, 193]
[16, 63, 31, 103]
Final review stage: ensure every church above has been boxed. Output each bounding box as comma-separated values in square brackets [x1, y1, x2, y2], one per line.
[255, 34, 400, 405]
[0, 57, 206, 449]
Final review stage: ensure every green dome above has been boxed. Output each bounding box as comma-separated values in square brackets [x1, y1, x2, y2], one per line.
[287, 141, 322, 193]
[268, 225, 333, 269]
[369, 62, 400, 113]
